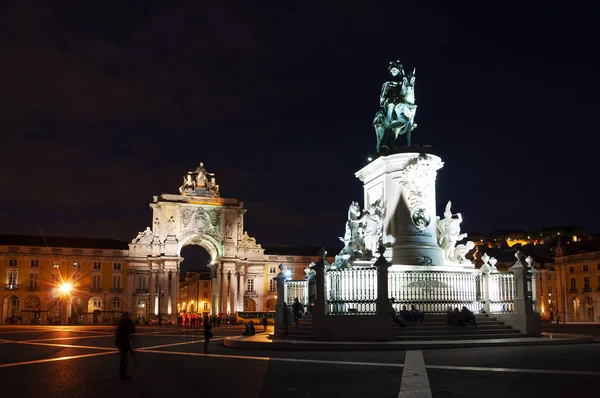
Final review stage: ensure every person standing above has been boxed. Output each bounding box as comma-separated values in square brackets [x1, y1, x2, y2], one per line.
[115, 312, 136, 380]
[262, 315, 268, 332]
[203, 315, 213, 354]
[292, 298, 303, 328]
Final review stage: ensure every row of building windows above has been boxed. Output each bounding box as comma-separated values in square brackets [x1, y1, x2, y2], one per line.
[568, 264, 600, 273]
[6, 272, 125, 290]
[6, 259, 123, 270]
[568, 276, 600, 293]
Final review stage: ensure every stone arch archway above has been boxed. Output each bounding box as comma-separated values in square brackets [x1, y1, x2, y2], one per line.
[24, 295, 41, 310]
[177, 234, 221, 262]
[2, 295, 19, 324]
[127, 162, 267, 321]
[244, 298, 256, 312]
[135, 298, 149, 320]
[266, 298, 276, 311]
[572, 297, 581, 321]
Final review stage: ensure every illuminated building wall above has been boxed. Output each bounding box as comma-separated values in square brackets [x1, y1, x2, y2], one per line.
[551, 251, 600, 322]
[0, 236, 130, 325]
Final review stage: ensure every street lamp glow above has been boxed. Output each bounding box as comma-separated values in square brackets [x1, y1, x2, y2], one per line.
[59, 283, 72, 294]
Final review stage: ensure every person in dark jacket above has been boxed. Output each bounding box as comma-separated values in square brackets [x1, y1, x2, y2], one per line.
[203, 315, 213, 354]
[115, 312, 136, 380]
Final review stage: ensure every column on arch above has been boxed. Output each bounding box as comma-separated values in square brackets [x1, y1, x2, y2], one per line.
[223, 267, 231, 315]
[238, 267, 246, 312]
[171, 268, 180, 318]
[256, 270, 264, 311]
[167, 271, 173, 316]
[210, 269, 217, 315]
[127, 269, 135, 314]
[149, 269, 157, 316]
[215, 264, 223, 315]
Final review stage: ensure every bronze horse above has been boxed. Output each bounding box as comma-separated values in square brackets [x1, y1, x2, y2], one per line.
[374, 68, 417, 153]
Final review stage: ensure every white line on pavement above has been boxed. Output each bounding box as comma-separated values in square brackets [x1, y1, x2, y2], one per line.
[0, 339, 118, 351]
[21, 335, 113, 342]
[0, 351, 117, 369]
[398, 350, 432, 398]
[426, 364, 600, 377]
[137, 348, 407, 368]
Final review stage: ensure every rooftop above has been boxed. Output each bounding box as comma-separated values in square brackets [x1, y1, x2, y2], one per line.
[0, 234, 129, 250]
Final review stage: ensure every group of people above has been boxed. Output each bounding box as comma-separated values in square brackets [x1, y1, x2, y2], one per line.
[177, 313, 204, 327]
[447, 306, 477, 327]
[390, 303, 478, 328]
[391, 304, 425, 327]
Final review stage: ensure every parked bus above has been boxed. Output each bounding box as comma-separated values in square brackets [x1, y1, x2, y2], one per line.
[235, 311, 275, 325]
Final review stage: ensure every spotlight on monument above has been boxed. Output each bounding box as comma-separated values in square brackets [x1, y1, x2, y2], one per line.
[367, 157, 373, 162]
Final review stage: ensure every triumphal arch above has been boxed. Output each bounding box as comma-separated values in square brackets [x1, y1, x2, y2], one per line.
[127, 162, 266, 320]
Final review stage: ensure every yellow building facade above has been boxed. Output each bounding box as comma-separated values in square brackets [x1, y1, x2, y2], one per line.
[551, 250, 600, 322]
[178, 272, 212, 318]
[1, 236, 136, 325]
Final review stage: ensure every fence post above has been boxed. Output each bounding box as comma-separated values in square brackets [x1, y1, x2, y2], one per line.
[479, 258, 491, 314]
[375, 246, 391, 316]
[526, 256, 539, 312]
[273, 264, 288, 336]
[509, 251, 541, 336]
[312, 248, 329, 316]
[374, 245, 393, 340]
[311, 248, 329, 340]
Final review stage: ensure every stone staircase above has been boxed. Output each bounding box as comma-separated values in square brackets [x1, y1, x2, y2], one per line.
[392, 314, 526, 340]
[285, 317, 314, 340]
[280, 314, 525, 341]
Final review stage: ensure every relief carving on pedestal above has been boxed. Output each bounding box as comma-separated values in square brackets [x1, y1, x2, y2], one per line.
[396, 154, 438, 232]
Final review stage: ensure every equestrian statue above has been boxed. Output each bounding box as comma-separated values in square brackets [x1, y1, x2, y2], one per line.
[373, 60, 417, 153]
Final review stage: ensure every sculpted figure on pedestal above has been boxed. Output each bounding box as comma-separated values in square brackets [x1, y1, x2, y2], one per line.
[167, 216, 176, 236]
[179, 174, 196, 194]
[225, 221, 233, 239]
[207, 177, 220, 196]
[436, 201, 467, 262]
[373, 60, 418, 153]
[452, 241, 475, 263]
[355, 199, 385, 257]
[132, 227, 153, 244]
[340, 201, 362, 245]
[193, 162, 214, 188]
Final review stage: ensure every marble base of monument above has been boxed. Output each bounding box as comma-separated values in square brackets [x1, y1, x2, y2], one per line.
[355, 151, 445, 266]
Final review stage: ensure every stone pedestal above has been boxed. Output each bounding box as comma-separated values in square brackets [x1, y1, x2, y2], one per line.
[273, 266, 288, 336]
[355, 151, 444, 266]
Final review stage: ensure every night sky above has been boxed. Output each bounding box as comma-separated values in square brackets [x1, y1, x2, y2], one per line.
[2, 1, 599, 251]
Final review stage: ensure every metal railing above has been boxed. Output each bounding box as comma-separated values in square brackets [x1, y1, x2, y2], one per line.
[488, 272, 515, 314]
[5, 284, 20, 291]
[326, 267, 377, 315]
[110, 288, 123, 293]
[389, 270, 482, 314]
[285, 280, 308, 307]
